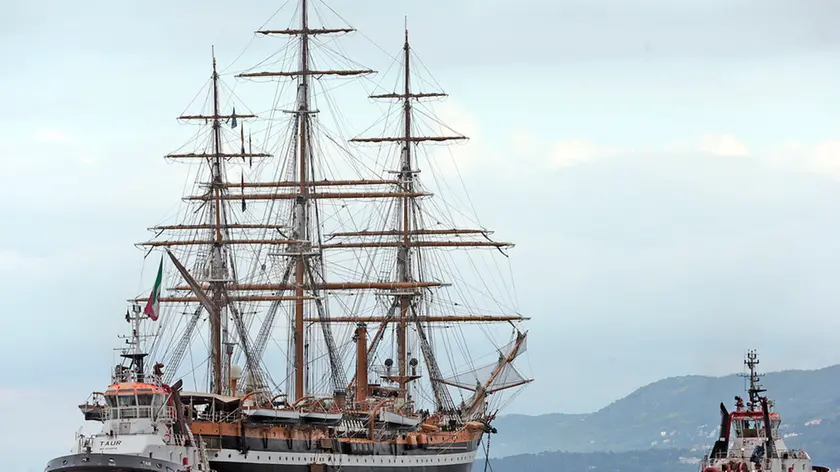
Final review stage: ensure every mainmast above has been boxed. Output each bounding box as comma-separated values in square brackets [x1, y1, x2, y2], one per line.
[396, 26, 414, 399]
[289, 0, 312, 405]
[236, 0, 375, 402]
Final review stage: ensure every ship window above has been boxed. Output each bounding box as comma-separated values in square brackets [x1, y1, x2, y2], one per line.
[137, 395, 153, 406]
[152, 394, 167, 409]
[118, 394, 137, 407]
[735, 419, 765, 438]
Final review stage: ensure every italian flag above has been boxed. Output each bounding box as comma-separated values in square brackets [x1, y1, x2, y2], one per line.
[144, 257, 164, 321]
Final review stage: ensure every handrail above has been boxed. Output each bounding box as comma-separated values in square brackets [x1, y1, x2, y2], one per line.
[103, 405, 177, 422]
[292, 395, 315, 407]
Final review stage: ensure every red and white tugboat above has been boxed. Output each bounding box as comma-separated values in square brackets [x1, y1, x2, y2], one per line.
[44, 306, 208, 472]
[700, 351, 828, 472]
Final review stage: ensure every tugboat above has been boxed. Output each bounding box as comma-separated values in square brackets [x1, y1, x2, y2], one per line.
[45, 306, 206, 472]
[700, 351, 828, 472]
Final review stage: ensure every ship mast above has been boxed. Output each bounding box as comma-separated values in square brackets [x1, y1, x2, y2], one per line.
[135, 49, 271, 395]
[744, 349, 765, 411]
[209, 50, 225, 394]
[236, 0, 376, 402]
[148, 6, 529, 408]
[291, 0, 312, 404]
[119, 304, 151, 382]
[348, 26, 528, 414]
[396, 26, 414, 399]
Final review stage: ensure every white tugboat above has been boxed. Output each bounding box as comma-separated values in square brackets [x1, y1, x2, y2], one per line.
[700, 351, 828, 472]
[45, 305, 209, 472]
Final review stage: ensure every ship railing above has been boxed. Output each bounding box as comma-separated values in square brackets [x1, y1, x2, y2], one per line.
[169, 434, 190, 446]
[110, 369, 166, 387]
[787, 449, 811, 460]
[193, 409, 239, 423]
[104, 405, 177, 422]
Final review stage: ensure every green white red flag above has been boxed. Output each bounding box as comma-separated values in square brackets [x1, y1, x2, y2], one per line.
[144, 257, 163, 321]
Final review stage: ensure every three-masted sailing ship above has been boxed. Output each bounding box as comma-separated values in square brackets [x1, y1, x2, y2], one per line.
[45, 1, 530, 472]
[700, 351, 827, 472]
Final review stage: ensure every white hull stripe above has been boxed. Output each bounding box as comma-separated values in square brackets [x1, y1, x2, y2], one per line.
[209, 448, 477, 468]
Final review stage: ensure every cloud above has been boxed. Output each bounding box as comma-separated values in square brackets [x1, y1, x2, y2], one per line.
[418, 101, 485, 177]
[415, 103, 623, 179]
[548, 140, 621, 169]
[697, 134, 751, 157]
[770, 140, 840, 179]
[0, 127, 98, 176]
[34, 128, 73, 144]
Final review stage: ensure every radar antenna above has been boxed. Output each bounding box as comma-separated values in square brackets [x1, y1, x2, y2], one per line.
[742, 349, 766, 410]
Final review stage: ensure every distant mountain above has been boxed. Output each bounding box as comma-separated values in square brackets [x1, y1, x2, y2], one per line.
[473, 448, 698, 472]
[488, 364, 840, 465]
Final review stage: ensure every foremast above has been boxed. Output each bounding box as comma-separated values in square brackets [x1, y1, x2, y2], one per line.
[136, 49, 271, 396]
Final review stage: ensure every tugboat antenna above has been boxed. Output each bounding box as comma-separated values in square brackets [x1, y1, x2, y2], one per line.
[742, 349, 766, 410]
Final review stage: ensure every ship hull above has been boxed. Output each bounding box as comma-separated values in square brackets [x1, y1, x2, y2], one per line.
[45, 454, 185, 472]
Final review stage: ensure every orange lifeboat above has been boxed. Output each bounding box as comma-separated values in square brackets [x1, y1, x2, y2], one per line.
[465, 421, 485, 431]
[420, 422, 440, 433]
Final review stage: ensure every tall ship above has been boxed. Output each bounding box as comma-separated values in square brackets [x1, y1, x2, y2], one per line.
[700, 351, 827, 472]
[44, 1, 530, 472]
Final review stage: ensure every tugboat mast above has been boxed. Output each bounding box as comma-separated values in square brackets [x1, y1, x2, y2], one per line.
[119, 304, 149, 382]
[743, 349, 765, 411]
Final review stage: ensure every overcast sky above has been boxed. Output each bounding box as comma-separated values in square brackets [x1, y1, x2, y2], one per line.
[4, 0, 840, 470]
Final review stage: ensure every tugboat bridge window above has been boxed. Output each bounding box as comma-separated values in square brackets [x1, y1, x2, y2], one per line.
[104, 386, 169, 420]
[732, 417, 781, 438]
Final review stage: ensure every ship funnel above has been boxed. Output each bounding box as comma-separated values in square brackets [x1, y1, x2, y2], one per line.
[230, 365, 243, 396]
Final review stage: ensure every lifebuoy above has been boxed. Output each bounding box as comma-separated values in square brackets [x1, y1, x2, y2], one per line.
[738, 462, 749, 472]
[163, 433, 172, 444]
